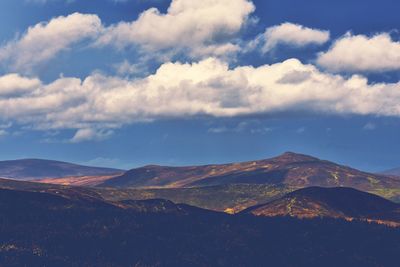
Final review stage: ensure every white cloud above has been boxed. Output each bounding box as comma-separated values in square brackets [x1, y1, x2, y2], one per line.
[256, 23, 330, 53]
[70, 128, 114, 143]
[2, 0, 254, 73]
[317, 33, 400, 72]
[0, 13, 102, 72]
[0, 58, 400, 141]
[96, 0, 255, 57]
[0, 74, 41, 96]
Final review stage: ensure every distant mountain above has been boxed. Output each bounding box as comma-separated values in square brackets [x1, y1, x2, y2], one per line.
[0, 159, 123, 181]
[100, 152, 400, 193]
[244, 187, 400, 226]
[1, 187, 400, 266]
[381, 167, 400, 177]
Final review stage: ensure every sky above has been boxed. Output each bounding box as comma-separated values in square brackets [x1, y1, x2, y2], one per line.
[0, 0, 399, 172]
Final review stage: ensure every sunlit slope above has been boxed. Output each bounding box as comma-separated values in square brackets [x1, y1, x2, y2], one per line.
[245, 187, 400, 226]
[100, 152, 400, 193]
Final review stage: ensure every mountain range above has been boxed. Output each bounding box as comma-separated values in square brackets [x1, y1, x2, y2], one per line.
[100, 152, 400, 191]
[1, 152, 400, 211]
[96, 152, 400, 205]
[0, 152, 400, 266]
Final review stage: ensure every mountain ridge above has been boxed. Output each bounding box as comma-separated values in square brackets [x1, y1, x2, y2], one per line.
[0, 158, 123, 180]
[99, 152, 400, 194]
[381, 167, 400, 177]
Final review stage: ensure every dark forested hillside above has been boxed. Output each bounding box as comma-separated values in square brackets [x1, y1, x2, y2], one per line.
[0, 188, 399, 267]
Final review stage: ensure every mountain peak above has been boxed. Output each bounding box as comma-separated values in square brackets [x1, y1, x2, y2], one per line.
[141, 164, 165, 169]
[274, 151, 319, 162]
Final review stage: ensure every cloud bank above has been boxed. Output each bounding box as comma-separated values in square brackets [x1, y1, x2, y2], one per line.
[1, 0, 255, 71]
[1, 0, 399, 142]
[0, 57, 399, 141]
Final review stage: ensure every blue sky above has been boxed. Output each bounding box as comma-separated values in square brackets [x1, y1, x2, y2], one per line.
[0, 0, 399, 172]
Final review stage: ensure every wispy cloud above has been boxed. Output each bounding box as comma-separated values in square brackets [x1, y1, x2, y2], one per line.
[296, 127, 306, 134]
[70, 128, 114, 143]
[208, 121, 273, 135]
[363, 122, 376, 131]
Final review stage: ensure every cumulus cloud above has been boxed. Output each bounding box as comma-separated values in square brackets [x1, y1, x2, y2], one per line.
[253, 23, 330, 53]
[96, 0, 255, 57]
[0, 13, 102, 71]
[0, 74, 41, 96]
[2, 0, 254, 73]
[317, 32, 400, 72]
[1, 57, 400, 141]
